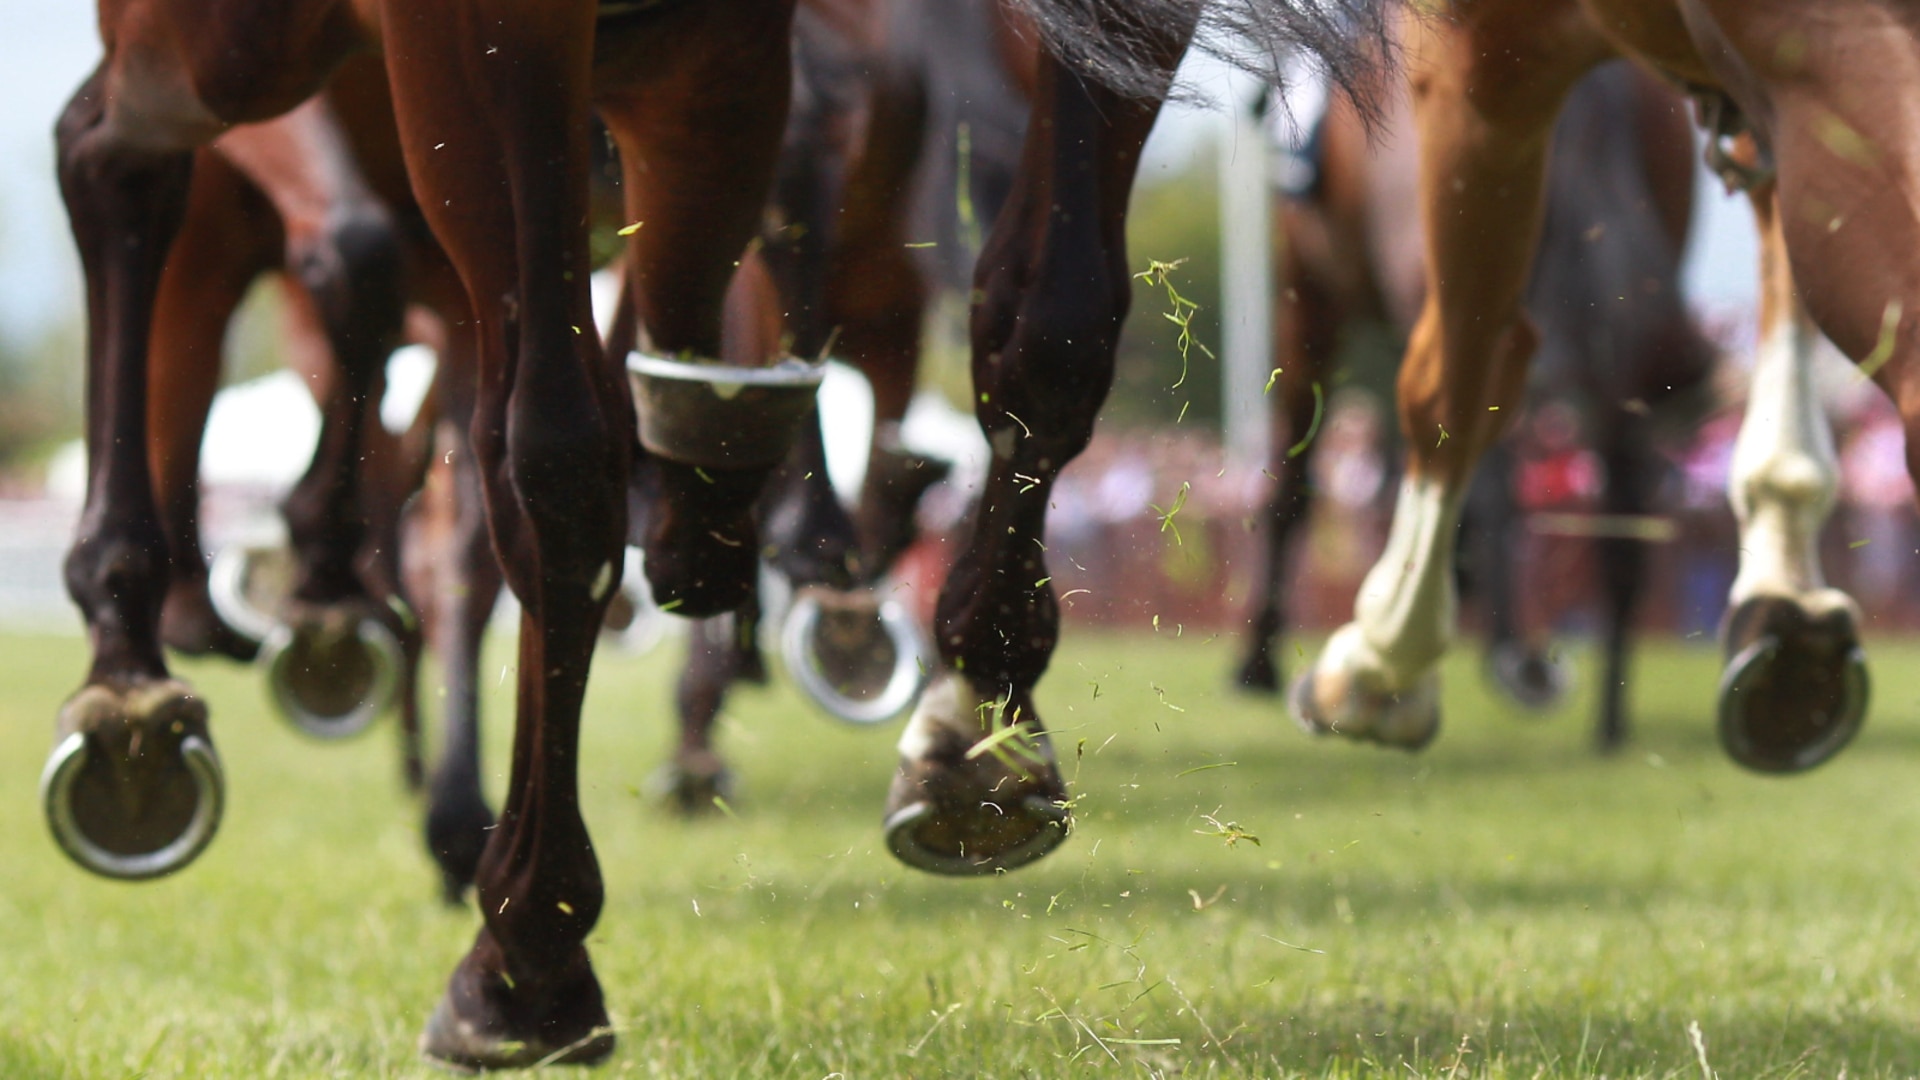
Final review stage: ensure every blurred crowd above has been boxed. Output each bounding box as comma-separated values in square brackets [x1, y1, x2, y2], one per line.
[898, 346, 1920, 642]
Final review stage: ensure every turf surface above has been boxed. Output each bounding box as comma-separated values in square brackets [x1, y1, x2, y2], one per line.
[0, 628, 1916, 1077]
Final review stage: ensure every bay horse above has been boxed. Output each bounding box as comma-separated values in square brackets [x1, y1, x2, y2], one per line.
[1239, 57, 1715, 751]
[55, 0, 1393, 1065]
[1290, 0, 1889, 779]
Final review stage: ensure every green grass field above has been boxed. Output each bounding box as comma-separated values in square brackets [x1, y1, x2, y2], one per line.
[1, 628, 1918, 1078]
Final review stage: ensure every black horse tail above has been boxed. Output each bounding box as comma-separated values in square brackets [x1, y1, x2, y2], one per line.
[1009, 0, 1399, 115]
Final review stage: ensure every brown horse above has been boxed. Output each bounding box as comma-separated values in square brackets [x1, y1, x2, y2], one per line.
[55, 0, 1393, 1065]
[1239, 58, 1715, 751]
[1290, 1, 1895, 777]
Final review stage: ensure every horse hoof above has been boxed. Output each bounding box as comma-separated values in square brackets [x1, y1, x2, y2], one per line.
[264, 612, 401, 740]
[162, 579, 261, 662]
[207, 540, 291, 646]
[425, 793, 496, 906]
[1289, 661, 1441, 751]
[781, 588, 929, 725]
[420, 946, 615, 1071]
[1234, 649, 1281, 694]
[1485, 641, 1568, 711]
[1718, 597, 1868, 774]
[644, 753, 737, 816]
[881, 674, 1071, 875]
[42, 682, 223, 880]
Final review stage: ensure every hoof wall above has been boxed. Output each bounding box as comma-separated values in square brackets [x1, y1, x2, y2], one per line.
[1485, 641, 1568, 711]
[421, 997, 615, 1072]
[1290, 665, 1440, 751]
[420, 946, 615, 1072]
[645, 754, 737, 817]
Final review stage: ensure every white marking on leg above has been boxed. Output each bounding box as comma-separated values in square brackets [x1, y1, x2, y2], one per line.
[1727, 306, 1854, 617]
[1323, 473, 1467, 692]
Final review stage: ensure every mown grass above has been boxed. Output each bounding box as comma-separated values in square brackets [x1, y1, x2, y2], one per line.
[0, 627, 1918, 1078]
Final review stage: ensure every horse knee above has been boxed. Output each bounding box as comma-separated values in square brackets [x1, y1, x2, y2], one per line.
[290, 201, 406, 363]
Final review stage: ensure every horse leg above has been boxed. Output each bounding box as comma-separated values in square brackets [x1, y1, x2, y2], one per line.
[601, 3, 804, 621]
[1473, 438, 1566, 709]
[884, 29, 1190, 875]
[827, 61, 944, 577]
[421, 342, 503, 902]
[1592, 425, 1652, 751]
[214, 98, 409, 739]
[150, 151, 278, 663]
[1290, 4, 1608, 748]
[353, 347, 440, 792]
[1235, 259, 1340, 692]
[384, 0, 792, 1063]
[1713, 187, 1865, 772]
[658, 613, 742, 814]
[45, 66, 224, 881]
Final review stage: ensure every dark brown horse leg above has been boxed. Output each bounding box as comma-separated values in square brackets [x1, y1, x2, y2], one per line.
[659, 613, 743, 814]
[46, 66, 225, 881]
[386, 4, 621, 1061]
[826, 60, 941, 579]
[602, 2, 802, 621]
[423, 358, 503, 903]
[350, 339, 440, 791]
[387, 0, 792, 1064]
[884, 33, 1188, 875]
[1235, 264, 1341, 692]
[1591, 425, 1652, 751]
[1470, 438, 1565, 710]
[214, 99, 409, 738]
[603, 5, 803, 798]
[150, 152, 279, 663]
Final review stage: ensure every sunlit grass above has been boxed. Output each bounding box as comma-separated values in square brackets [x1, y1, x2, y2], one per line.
[0, 628, 1917, 1077]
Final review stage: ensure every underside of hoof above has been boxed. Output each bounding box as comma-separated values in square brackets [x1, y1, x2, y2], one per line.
[781, 588, 929, 725]
[1289, 658, 1441, 751]
[43, 681, 223, 880]
[644, 750, 737, 817]
[264, 607, 401, 740]
[884, 793, 1068, 876]
[1718, 595, 1868, 774]
[882, 675, 1071, 876]
[421, 941, 616, 1072]
[1484, 640, 1568, 711]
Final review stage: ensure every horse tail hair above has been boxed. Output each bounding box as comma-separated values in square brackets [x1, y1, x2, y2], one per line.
[1006, 0, 1400, 117]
